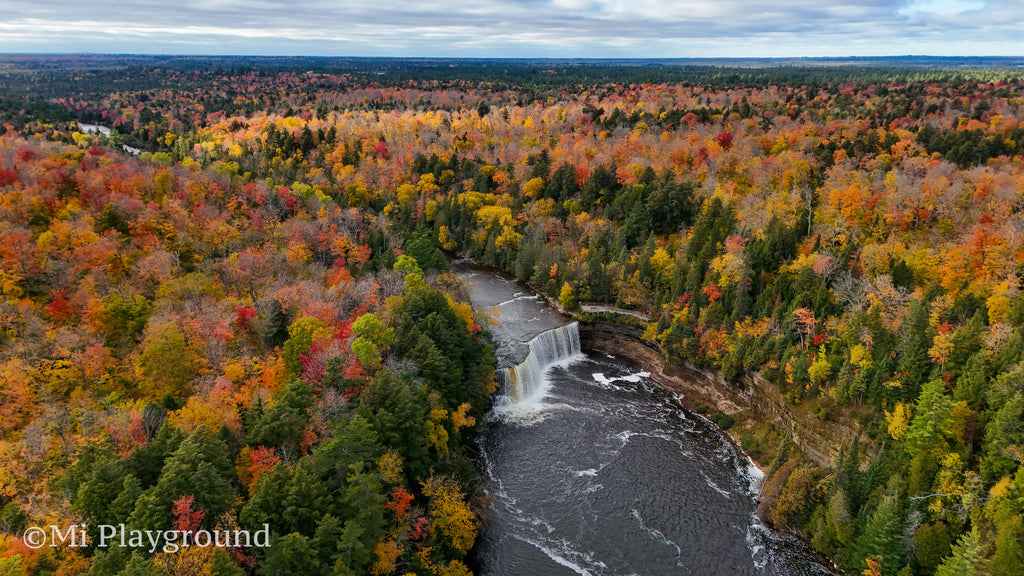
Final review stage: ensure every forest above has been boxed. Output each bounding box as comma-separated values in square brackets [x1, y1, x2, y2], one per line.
[1, 56, 1024, 575]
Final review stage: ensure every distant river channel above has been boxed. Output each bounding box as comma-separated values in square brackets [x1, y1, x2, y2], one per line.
[456, 264, 837, 576]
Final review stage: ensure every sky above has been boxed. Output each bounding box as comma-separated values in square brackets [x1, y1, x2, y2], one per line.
[1, 0, 1022, 58]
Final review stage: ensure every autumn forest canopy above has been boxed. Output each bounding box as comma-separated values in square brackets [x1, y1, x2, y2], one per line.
[1, 55, 1024, 576]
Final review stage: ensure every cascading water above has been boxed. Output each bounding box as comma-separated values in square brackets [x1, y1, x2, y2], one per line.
[498, 322, 581, 404]
[457, 264, 836, 576]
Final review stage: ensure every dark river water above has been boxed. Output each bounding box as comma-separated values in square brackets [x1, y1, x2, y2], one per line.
[457, 265, 837, 576]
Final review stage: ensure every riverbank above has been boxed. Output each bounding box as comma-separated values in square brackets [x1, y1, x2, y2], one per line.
[577, 322, 861, 468]
[577, 322, 848, 575]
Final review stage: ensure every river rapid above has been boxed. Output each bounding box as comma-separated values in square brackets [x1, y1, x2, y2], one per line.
[457, 264, 837, 576]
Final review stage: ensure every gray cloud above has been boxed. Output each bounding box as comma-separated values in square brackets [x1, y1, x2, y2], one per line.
[0, 0, 1021, 56]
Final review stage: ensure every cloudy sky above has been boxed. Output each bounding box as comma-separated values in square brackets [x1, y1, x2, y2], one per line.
[1, 0, 1022, 57]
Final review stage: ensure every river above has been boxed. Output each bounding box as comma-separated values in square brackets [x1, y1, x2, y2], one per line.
[457, 264, 837, 576]
[77, 123, 143, 155]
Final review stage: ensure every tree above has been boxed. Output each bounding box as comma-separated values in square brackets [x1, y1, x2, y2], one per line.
[338, 463, 388, 568]
[242, 462, 319, 536]
[313, 416, 383, 490]
[102, 294, 153, 350]
[128, 429, 236, 532]
[125, 422, 185, 487]
[138, 322, 201, 400]
[981, 386, 1024, 481]
[935, 529, 987, 576]
[913, 522, 952, 573]
[71, 453, 126, 527]
[422, 475, 478, 557]
[369, 539, 401, 575]
[991, 514, 1024, 576]
[246, 379, 314, 448]
[559, 282, 578, 311]
[905, 379, 955, 459]
[886, 403, 911, 441]
[394, 283, 492, 410]
[394, 254, 423, 276]
[281, 317, 331, 376]
[404, 228, 447, 271]
[769, 466, 825, 528]
[845, 492, 904, 576]
[260, 533, 322, 576]
[87, 550, 165, 576]
[793, 308, 817, 348]
[523, 177, 545, 199]
[209, 548, 246, 576]
[896, 300, 934, 399]
[360, 372, 430, 480]
[351, 312, 395, 368]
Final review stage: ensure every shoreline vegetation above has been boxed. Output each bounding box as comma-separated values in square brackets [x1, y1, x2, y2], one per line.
[1, 56, 1024, 575]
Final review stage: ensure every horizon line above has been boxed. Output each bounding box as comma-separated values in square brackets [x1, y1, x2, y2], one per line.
[3, 53, 1024, 61]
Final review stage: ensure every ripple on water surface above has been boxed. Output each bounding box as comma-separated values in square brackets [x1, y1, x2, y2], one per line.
[457, 265, 834, 576]
[478, 353, 836, 576]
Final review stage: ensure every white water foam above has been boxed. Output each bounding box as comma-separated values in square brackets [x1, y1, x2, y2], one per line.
[496, 292, 542, 308]
[611, 429, 692, 456]
[631, 508, 683, 560]
[489, 397, 591, 425]
[701, 471, 732, 498]
[745, 457, 766, 495]
[522, 515, 556, 533]
[516, 536, 607, 576]
[745, 512, 772, 571]
[479, 444, 517, 508]
[591, 370, 651, 388]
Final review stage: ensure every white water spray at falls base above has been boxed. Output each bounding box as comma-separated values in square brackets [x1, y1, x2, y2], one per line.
[497, 322, 582, 409]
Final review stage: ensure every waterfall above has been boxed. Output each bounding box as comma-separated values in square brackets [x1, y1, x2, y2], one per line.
[499, 322, 581, 403]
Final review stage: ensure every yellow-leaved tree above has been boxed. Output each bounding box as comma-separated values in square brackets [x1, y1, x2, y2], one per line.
[422, 475, 479, 555]
[885, 403, 911, 441]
